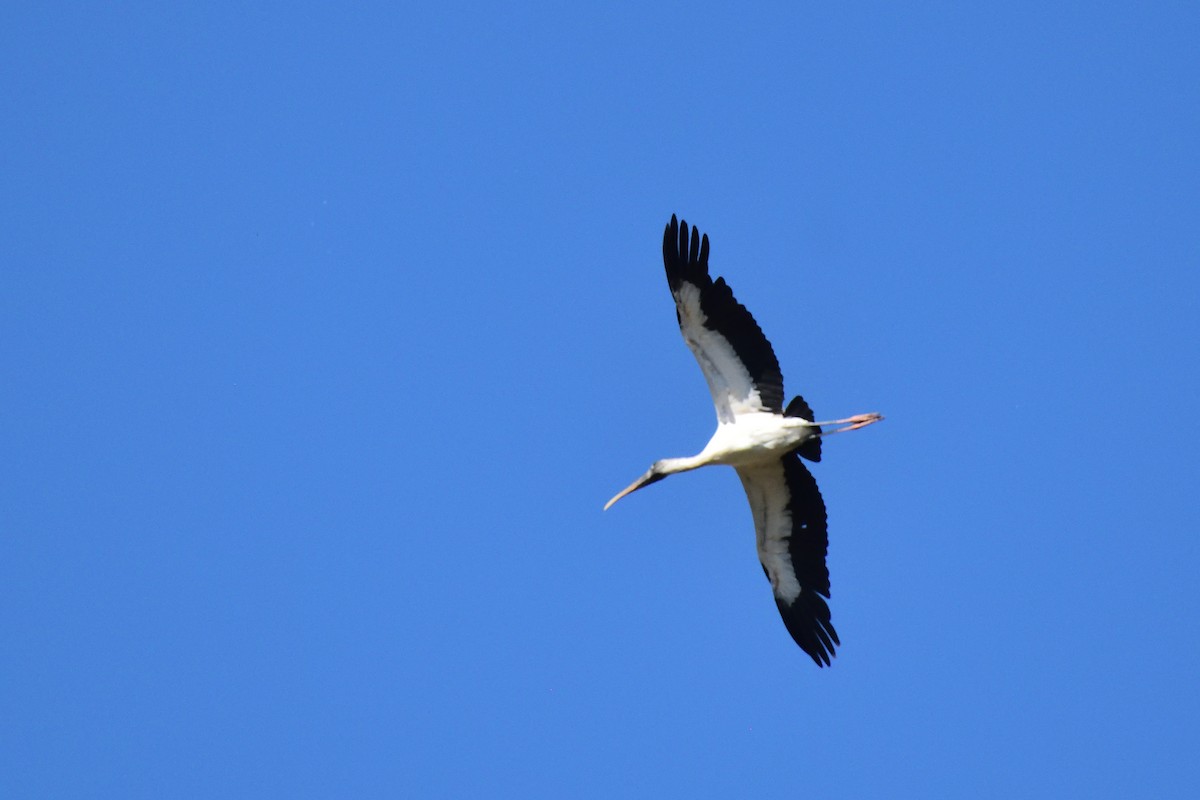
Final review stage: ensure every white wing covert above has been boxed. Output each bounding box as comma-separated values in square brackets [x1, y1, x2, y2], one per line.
[736, 453, 838, 667]
[662, 216, 785, 424]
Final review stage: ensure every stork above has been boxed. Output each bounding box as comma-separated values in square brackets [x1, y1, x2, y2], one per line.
[604, 215, 882, 666]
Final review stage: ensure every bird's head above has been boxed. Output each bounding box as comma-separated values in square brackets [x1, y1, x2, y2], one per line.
[603, 462, 669, 511]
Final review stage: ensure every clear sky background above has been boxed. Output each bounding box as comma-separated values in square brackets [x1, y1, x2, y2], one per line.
[3, 3, 1198, 798]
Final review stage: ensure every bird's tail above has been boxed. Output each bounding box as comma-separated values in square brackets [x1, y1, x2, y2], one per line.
[784, 395, 822, 463]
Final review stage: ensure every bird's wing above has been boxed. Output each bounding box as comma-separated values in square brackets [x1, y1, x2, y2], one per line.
[662, 215, 784, 424]
[736, 453, 838, 666]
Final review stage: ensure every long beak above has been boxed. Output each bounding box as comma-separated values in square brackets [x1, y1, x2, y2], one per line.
[603, 469, 663, 511]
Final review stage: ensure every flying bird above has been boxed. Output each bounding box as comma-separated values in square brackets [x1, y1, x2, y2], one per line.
[604, 215, 882, 666]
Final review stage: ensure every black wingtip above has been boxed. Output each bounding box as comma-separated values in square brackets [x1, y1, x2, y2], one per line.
[678, 217, 690, 264]
[778, 593, 840, 667]
[664, 214, 707, 292]
[664, 214, 710, 267]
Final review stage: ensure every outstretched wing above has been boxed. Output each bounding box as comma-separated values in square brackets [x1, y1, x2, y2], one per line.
[662, 215, 784, 423]
[736, 453, 839, 666]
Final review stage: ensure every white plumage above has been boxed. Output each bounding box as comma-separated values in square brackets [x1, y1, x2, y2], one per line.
[604, 215, 882, 666]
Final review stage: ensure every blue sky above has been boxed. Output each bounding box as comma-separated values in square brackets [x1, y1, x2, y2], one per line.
[2, 2, 1198, 797]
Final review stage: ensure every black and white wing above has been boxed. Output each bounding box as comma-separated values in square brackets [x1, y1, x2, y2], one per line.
[662, 215, 784, 424]
[736, 453, 839, 666]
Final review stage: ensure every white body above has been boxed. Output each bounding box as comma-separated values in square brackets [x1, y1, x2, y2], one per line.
[694, 413, 815, 467]
[604, 216, 881, 667]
